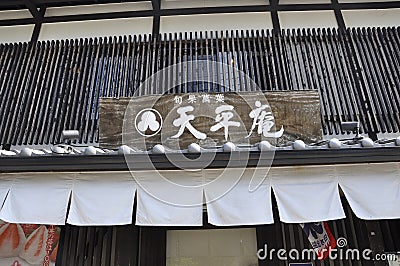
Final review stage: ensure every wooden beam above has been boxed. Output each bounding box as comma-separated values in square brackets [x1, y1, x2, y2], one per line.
[331, 0, 346, 29]
[270, 0, 281, 33]
[30, 7, 46, 43]
[152, 14, 160, 37]
[22, 0, 40, 18]
[151, 0, 160, 12]
[151, 0, 160, 36]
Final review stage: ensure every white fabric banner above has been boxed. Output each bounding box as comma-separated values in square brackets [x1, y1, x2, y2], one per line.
[337, 162, 400, 220]
[0, 172, 74, 225]
[204, 168, 274, 226]
[67, 171, 136, 226]
[271, 165, 345, 223]
[0, 162, 398, 226]
[134, 170, 203, 226]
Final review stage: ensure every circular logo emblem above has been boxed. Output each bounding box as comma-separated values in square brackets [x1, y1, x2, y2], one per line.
[134, 108, 163, 137]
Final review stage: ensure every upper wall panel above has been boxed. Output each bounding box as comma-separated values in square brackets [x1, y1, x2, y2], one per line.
[38, 17, 153, 41]
[0, 9, 31, 20]
[279, 0, 331, 4]
[45, 2, 152, 17]
[279, 11, 338, 29]
[343, 8, 400, 27]
[160, 12, 273, 35]
[161, 0, 268, 9]
[339, 0, 394, 2]
[0, 25, 34, 43]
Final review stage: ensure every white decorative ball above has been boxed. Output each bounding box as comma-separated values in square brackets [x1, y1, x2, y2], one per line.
[118, 145, 133, 155]
[19, 148, 32, 157]
[222, 142, 236, 152]
[258, 141, 273, 151]
[152, 144, 166, 154]
[188, 143, 201, 153]
[328, 138, 342, 149]
[292, 140, 306, 150]
[84, 146, 98, 155]
[361, 138, 374, 147]
[395, 136, 400, 146]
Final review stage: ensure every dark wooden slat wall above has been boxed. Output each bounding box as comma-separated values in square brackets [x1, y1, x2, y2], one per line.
[1, 27, 400, 146]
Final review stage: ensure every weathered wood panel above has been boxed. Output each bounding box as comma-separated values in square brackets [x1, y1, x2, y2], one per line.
[99, 91, 321, 149]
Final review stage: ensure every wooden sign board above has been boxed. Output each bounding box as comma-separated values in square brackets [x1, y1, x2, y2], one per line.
[99, 91, 322, 150]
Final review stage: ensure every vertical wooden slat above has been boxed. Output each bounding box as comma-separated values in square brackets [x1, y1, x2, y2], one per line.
[250, 30, 262, 91]
[0, 43, 27, 145]
[156, 34, 163, 94]
[126, 35, 135, 96]
[287, 29, 302, 90]
[45, 39, 72, 143]
[380, 28, 400, 128]
[0, 43, 24, 144]
[336, 29, 368, 134]
[133, 35, 143, 95]
[259, 30, 272, 91]
[329, 29, 358, 123]
[369, 28, 400, 132]
[309, 29, 333, 135]
[346, 28, 379, 135]
[224, 30, 233, 91]
[14, 42, 46, 144]
[199, 32, 206, 92]
[245, 30, 257, 91]
[117, 36, 127, 97]
[275, 31, 291, 91]
[282, 29, 297, 90]
[79, 37, 102, 144]
[105, 36, 116, 97]
[70, 38, 93, 141]
[27, 41, 55, 145]
[59, 38, 85, 139]
[321, 29, 346, 126]
[233, 30, 243, 92]
[53, 39, 79, 143]
[210, 31, 217, 92]
[35, 40, 61, 144]
[354, 28, 387, 133]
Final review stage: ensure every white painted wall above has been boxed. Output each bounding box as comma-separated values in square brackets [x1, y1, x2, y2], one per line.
[160, 12, 273, 35]
[280, 0, 331, 4]
[339, 0, 392, 2]
[161, 0, 267, 9]
[0, 25, 34, 44]
[45, 2, 152, 17]
[167, 228, 258, 266]
[0, 9, 32, 20]
[38, 17, 153, 41]
[343, 8, 400, 27]
[279, 10, 338, 29]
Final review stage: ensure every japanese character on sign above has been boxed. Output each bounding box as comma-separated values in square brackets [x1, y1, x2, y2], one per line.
[202, 94, 211, 103]
[246, 100, 284, 138]
[210, 105, 240, 141]
[174, 95, 183, 105]
[171, 106, 207, 140]
[215, 94, 224, 103]
[188, 94, 197, 104]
